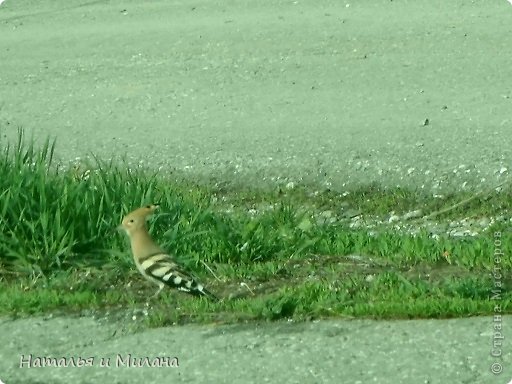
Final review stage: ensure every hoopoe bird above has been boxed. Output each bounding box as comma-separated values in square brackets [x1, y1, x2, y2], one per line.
[119, 204, 217, 300]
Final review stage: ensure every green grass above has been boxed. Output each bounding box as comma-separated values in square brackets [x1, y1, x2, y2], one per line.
[0, 129, 511, 326]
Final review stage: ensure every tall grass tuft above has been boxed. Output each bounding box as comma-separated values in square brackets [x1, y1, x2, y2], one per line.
[0, 129, 166, 274]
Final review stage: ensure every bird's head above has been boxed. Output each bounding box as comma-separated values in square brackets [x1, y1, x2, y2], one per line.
[119, 204, 160, 235]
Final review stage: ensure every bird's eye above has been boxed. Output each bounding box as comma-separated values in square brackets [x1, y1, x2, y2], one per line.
[146, 205, 152, 209]
[129, 219, 134, 223]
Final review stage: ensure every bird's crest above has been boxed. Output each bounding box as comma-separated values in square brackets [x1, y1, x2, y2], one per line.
[120, 203, 159, 233]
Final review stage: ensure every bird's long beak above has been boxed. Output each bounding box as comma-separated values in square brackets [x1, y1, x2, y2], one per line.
[105, 225, 122, 237]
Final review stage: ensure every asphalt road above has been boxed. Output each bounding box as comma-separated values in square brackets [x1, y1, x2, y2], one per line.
[0, 0, 511, 192]
[0, 315, 510, 384]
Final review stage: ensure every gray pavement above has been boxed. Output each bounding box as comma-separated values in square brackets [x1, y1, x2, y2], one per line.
[0, 0, 511, 192]
[0, 315, 510, 384]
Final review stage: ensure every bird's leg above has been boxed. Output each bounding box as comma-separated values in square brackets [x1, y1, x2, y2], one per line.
[152, 284, 165, 298]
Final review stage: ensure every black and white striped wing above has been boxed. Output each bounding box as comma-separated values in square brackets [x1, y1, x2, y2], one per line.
[137, 253, 217, 300]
